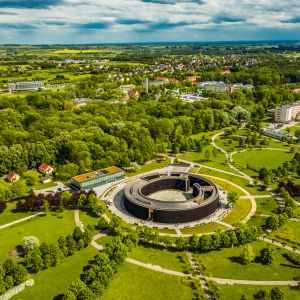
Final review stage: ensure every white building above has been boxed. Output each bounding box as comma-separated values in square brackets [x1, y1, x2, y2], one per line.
[275, 101, 300, 123]
[8, 80, 44, 93]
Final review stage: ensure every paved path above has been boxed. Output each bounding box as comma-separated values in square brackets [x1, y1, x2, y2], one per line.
[240, 195, 272, 199]
[125, 258, 189, 277]
[0, 212, 44, 230]
[215, 220, 234, 228]
[179, 158, 246, 179]
[187, 252, 212, 299]
[259, 237, 300, 255]
[211, 132, 254, 183]
[91, 231, 109, 251]
[74, 209, 84, 232]
[174, 227, 182, 236]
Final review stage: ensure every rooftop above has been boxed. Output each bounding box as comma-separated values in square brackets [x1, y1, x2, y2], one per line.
[72, 166, 123, 183]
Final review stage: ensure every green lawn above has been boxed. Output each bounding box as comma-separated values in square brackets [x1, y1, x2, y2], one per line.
[246, 216, 267, 228]
[0, 201, 35, 226]
[79, 209, 99, 227]
[221, 198, 252, 225]
[219, 284, 300, 300]
[198, 168, 270, 195]
[180, 222, 226, 235]
[12, 246, 98, 300]
[268, 220, 300, 250]
[32, 181, 57, 190]
[201, 175, 246, 197]
[178, 145, 236, 173]
[129, 244, 186, 272]
[255, 198, 278, 215]
[233, 149, 294, 174]
[100, 262, 193, 300]
[125, 160, 170, 177]
[195, 241, 300, 280]
[151, 227, 176, 234]
[0, 210, 75, 262]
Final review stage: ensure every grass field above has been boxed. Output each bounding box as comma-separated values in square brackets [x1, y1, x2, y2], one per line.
[78, 209, 99, 227]
[129, 244, 186, 272]
[201, 175, 246, 197]
[0, 210, 75, 262]
[100, 262, 193, 300]
[233, 149, 293, 173]
[255, 197, 278, 215]
[180, 222, 226, 235]
[13, 246, 98, 300]
[178, 145, 235, 173]
[125, 160, 170, 177]
[0, 201, 35, 226]
[195, 241, 300, 280]
[198, 168, 270, 195]
[219, 284, 300, 300]
[268, 220, 300, 250]
[221, 198, 252, 225]
[246, 216, 267, 228]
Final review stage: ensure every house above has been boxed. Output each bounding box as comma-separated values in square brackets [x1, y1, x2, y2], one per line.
[39, 163, 54, 175]
[7, 172, 20, 183]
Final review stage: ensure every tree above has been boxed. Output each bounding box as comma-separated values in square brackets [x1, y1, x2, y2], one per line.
[266, 215, 279, 230]
[22, 236, 40, 253]
[240, 244, 255, 265]
[11, 180, 29, 198]
[205, 149, 211, 161]
[0, 200, 7, 213]
[227, 192, 239, 205]
[253, 289, 268, 299]
[78, 194, 87, 207]
[24, 247, 44, 272]
[260, 246, 273, 265]
[269, 287, 284, 300]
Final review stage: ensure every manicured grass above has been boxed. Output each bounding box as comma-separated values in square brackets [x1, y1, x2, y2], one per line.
[255, 198, 278, 215]
[0, 210, 75, 262]
[13, 246, 98, 300]
[79, 209, 99, 227]
[246, 216, 267, 228]
[178, 145, 235, 173]
[100, 262, 193, 300]
[233, 149, 294, 173]
[198, 168, 270, 195]
[219, 284, 300, 300]
[151, 227, 176, 234]
[180, 222, 226, 235]
[96, 235, 114, 246]
[192, 129, 223, 140]
[0, 201, 35, 226]
[129, 244, 186, 272]
[201, 175, 245, 197]
[221, 198, 252, 225]
[195, 241, 300, 280]
[268, 220, 300, 250]
[125, 160, 170, 177]
[32, 181, 57, 190]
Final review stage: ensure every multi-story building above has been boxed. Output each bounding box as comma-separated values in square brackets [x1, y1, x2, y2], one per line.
[8, 80, 44, 93]
[71, 166, 124, 190]
[275, 101, 300, 123]
[199, 81, 253, 93]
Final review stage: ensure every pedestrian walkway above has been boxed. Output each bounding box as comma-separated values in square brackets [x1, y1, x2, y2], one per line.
[0, 212, 44, 230]
[259, 237, 300, 255]
[187, 252, 212, 299]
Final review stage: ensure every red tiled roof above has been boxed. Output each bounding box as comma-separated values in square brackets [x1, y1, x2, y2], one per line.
[39, 163, 51, 171]
[7, 171, 18, 180]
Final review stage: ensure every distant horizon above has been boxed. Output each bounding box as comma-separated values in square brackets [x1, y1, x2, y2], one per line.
[2, 39, 300, 47]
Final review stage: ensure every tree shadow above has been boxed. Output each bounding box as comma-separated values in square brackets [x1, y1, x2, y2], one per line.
[228, 255, 244, 265]
[53, 294, 63, 300]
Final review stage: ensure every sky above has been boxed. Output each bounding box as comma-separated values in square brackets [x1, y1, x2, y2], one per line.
[0, 0, 300, 44]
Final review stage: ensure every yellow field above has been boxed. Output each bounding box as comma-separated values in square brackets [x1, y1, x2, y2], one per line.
[53, 49, 103, 54]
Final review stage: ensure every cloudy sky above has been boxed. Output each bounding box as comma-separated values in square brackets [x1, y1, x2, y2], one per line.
[0, 0, 300, 44]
